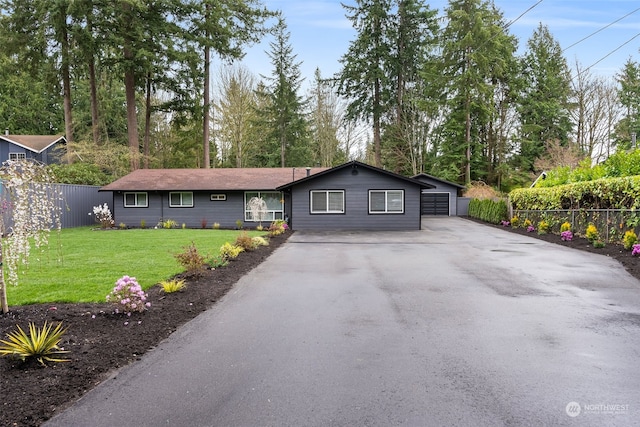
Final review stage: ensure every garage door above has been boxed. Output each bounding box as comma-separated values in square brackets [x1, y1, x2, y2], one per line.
[421, 192, 449, 215]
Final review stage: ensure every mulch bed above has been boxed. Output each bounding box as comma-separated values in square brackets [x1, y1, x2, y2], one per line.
[0, 232, 290, 427]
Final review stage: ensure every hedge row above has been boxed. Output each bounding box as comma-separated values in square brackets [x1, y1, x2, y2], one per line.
[468, 198, 508, 224]
[509, 176, 640, 210]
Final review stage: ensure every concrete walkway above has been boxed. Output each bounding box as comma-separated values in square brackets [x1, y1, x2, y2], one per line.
[46, 218, 640, 426]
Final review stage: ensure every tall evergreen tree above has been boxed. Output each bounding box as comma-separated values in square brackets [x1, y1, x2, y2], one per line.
[615, 58, 640, 149]
[308, 68, 346, 167]
[255, 16, 310, 167]
[517, 23, 572, 173]
[438, 0, 517, 184]
[337, 0, 391, 167]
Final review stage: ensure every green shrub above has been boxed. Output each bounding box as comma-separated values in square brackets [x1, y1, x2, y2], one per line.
[537, 220, 549, 235]
[119, 222, 127, 230]
[174, 242, 207, 276]
[219, 242, 244, 260]
[0, 322, 69, 365]
[158, 279, 186, 293]
[593, 240, 606, 248]
[511, 216, 520, 228]
[140, 219, 147, 229]
[208, 256, 229, 269]
[623, 230, 638, 250]
[468, 198, 509, 224]
[235, 219, 243, 229]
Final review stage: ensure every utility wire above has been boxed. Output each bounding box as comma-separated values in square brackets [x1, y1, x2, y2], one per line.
[563, 6, 640, 52]
[504, 0, 544, 30]
[572, 31, 640, 80]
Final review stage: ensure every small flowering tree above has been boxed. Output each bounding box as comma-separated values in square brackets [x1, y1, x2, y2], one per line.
[91, 203, 114, 229]
[0, 160, 62, 314]
[247, 197, 268, 227]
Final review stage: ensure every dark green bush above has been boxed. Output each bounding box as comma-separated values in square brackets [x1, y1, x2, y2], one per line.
[468, 198, 508, 224]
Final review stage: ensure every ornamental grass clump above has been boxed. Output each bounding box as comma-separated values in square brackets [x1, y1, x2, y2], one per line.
[623, 230, 638, 250]
[510, 216, 520, 228]
[158, 279, 186, 293]
[106, 276, 150, 315]
[0, 321, 69, 365]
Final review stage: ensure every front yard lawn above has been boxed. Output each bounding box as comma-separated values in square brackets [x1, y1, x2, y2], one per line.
[7, 227, 263, 306]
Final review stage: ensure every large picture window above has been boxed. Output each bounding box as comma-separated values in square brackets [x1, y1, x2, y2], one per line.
[169, 192, 193, 207]
[244, 192, 283, 222]
[310, 190, 344, 214]
[369, 190, 404, 214]
[124, 192, 148, 208]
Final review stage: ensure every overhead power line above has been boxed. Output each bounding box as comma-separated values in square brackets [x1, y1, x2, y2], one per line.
[563, 6, 640, 53]
[572, 31, 640, 81]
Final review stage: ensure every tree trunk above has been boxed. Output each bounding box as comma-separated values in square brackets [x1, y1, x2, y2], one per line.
[88, 57, 101, 145]
[203, 44, 211, 168]
[61, 23, 74, 147]
[144, 72, 152, 168]
[124, 56, 139, 171]
[202, 3, 211, 169]
[373, 76, 382, 168]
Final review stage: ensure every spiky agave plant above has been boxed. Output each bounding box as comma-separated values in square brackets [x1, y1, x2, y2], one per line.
[0, 321, 69, 365]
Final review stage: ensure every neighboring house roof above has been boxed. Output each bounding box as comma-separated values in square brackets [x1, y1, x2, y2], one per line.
[1, 134, 66, 153]
[412, 172, 466, 189]
[100, 167, 329, 192]
[277, 160, 435, 190]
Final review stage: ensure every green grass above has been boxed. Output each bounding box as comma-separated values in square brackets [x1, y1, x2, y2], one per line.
[7, 227, 263, 306]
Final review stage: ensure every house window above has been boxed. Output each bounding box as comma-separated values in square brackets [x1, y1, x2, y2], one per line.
[124, 192, 148, 208]
[210, 194, 226, 201]
[9, 153, 26, 160]
[169, 192, 193, 207]
[311, 190, 344, 214]
[244, 192, 283, 222]
[369, 190, 404, 214]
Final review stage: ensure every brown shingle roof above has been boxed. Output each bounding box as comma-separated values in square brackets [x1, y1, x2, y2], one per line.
[100, 168, 328, 192]
[1, 135, 66, 153]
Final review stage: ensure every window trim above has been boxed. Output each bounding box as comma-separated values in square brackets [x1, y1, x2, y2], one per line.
[124, 192, 148, 208]
[169, 191, 194, 208]
[9, 152, 26, 161]
[310, 190, 345, 214]
[244, 191, 284, 222]
[369, 190, 404, 214]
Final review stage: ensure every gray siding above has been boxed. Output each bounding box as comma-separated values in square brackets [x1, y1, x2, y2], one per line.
[415, 176, 461, 216]
[111, 191, 267, 229]
[288, 167, 422, 231]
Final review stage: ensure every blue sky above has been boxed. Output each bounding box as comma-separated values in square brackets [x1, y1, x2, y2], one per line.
[238, 0, 640, 87]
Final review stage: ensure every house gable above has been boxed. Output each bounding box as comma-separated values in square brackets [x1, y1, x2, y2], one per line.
[0, 134, 66, 164]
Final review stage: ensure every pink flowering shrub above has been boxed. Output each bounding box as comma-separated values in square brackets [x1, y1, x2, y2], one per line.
[526, 225, 535, 233]
[632, 244, 640, 256]
[561, 230, 573, 241]
[106, 276, 150, 315]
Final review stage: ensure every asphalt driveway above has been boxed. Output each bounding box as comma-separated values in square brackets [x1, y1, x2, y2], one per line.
[46, 218, 640, 426]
